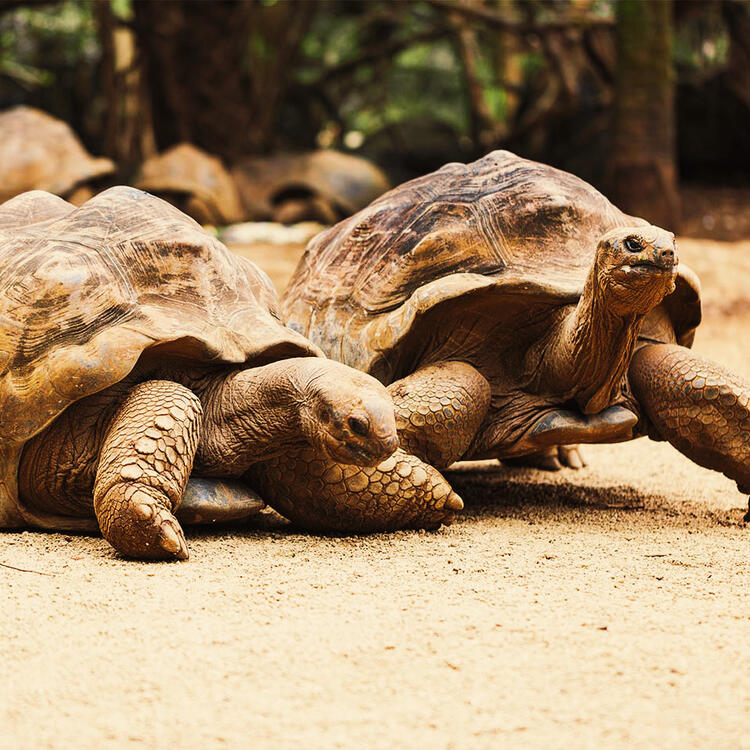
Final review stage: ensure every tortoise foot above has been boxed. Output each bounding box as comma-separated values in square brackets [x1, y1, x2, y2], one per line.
[93, 380, 201, 561]
[631, 344, 750, 495]
[504, 445, 587, 472]
[740, 487, 750, 522]
[558, 445, 587, 469]
[98, 484, 189, 561]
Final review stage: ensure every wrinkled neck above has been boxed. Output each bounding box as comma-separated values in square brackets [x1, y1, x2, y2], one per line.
[195, 362, 305, 477]
[574, 272, 643, 411]
[536, 265, 644, 414]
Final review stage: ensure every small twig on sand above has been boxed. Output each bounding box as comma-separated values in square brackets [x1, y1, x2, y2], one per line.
[0, 561, 56, 576]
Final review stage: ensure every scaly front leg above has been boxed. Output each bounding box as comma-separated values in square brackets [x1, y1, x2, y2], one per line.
[246, 447, 462, 533]
[387, 361, 491, 469]
[94, 380, 202, 560]
[630, 344, 750, 509]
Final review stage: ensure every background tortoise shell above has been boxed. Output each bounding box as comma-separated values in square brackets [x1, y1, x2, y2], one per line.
[283, 150, 701, 384]
[232, 149, 391, 222]
[0, 106, 115, 204]
[0, 186, 318, 529]
[135, 143, 245, 225]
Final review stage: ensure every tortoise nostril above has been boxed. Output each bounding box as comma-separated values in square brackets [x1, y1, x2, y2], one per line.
[659, 248, 675, 264]
[383, 435, 399, 453]
[348, 416, 370, 437]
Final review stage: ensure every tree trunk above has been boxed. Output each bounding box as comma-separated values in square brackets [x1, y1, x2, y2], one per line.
[95, 0, 155, 173]
[608, 0, 680, 230]
[723, 0, 750, 110]
[131, 0, 316, 161]
[448, 3, 496, 148]
[132, 0, 255, 162]
[494, 0, 523, 132]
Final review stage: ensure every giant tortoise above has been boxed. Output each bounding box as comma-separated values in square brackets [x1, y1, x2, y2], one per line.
[0, 187, 459, 561]
[134, 143, 245, 226]
[232, 149, 391, 224]
[283, 150, 750, 511]
[0, 106, 114, 205]
[136, 146, 390, 227]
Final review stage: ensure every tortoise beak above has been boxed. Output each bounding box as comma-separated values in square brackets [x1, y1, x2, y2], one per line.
[325, 434, 398, 466]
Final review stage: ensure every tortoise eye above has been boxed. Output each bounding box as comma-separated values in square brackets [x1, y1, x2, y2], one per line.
[624, 237, 643, 252]
[348, 416, 370, 436]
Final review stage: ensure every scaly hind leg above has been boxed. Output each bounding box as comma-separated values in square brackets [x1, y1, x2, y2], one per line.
[246, 447, 463, 533]
[630, 344, 750, 512]
[387, 361, 491, 469]
[94, 381, 202, 560]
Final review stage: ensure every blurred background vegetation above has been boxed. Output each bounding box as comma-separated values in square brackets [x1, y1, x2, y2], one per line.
[0, 0, 748, 234]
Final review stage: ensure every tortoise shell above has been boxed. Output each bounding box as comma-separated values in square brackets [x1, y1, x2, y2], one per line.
[232, 150, 391, 222]
[0, 186, 318, 529]
[0, 107, 115, 203]
[134, 143, 245, 225]
[283, 150, 701, 383]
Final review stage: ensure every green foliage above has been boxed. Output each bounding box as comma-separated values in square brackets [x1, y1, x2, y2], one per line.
[673, 4, 729, 73]
[0, 0, 741, 160]
[385, 41, 467, 133]
[110, 0, 132, 22]
[301, 14, 362, 75]
[0, 0, 98, 89]
[298, 3, 469, 141]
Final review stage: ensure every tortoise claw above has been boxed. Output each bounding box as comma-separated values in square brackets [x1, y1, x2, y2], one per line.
[559, 445, 586, 469]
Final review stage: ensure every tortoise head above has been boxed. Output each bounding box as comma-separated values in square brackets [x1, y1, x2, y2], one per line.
[296, 359, 399, 467]
[594, 225, 677, 315]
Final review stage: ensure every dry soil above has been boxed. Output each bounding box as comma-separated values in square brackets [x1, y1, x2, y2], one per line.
[1, 237, 749, 750]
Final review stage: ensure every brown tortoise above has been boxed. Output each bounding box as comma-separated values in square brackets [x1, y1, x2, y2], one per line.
[136, 145, 390, 227]
[232, 149, 391, 224]
[0, 106, 115, 205]
[0, 187, 460, 561]
[283, 150, 750, 513]
[134, 143, 245, 226]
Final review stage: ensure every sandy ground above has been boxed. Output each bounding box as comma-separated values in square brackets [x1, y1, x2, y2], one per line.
[2, 236, 750, 750]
